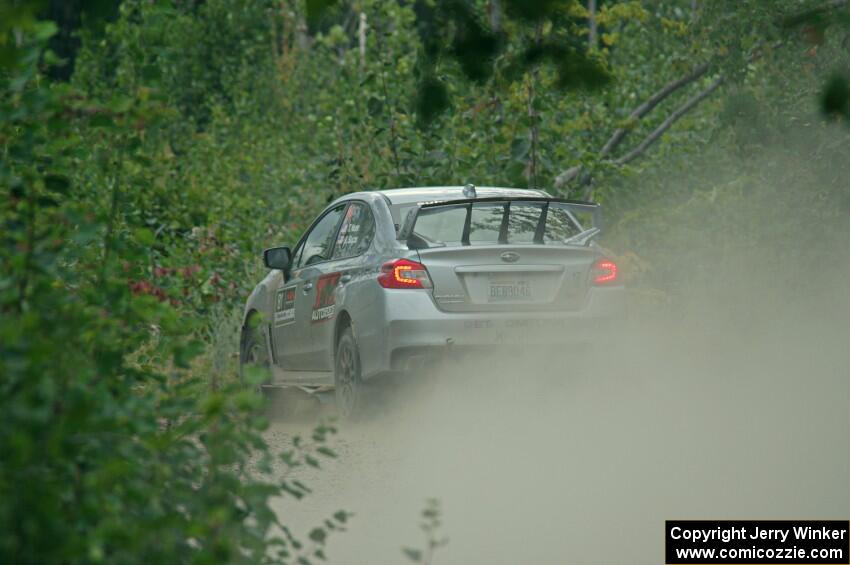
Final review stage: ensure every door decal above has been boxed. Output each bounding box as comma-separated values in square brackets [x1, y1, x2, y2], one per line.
[274, 286, 296, 326]
[311, 272, 340, 323]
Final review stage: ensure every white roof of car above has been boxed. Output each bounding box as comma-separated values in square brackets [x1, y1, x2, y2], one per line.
[379, 186, 550, 205]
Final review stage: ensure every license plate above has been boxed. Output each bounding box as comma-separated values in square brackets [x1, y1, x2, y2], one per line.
[488, 281, 532, 301]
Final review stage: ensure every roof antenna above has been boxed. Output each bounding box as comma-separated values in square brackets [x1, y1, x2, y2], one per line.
[463, 183, 477, 198]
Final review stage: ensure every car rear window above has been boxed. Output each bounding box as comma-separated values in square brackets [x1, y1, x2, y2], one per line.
[411, 204, 466, 244]
[411, 201, 582, 247]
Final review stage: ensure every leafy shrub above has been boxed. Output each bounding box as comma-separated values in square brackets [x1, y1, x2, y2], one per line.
[0, 7, 344, 564]
[3, 1, 849, 562]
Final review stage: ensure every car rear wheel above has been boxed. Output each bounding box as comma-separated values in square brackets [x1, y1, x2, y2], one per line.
[334, 327, 363, 418]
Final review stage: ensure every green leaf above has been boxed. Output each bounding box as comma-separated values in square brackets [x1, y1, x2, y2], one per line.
[134, 228, 155, 246]
[415, 75, 450, 126]
[822, 73, 850, 119]
[173, 340, 204, 369]
[367, 97, 384, 117]
[34, 21, 58, 41]
[510, 138, 530, 160]
[333, 510, 350, 524]
[44, 174, 70, 194]
[305, 0, 339, 28]
[308, 527, 327, 544]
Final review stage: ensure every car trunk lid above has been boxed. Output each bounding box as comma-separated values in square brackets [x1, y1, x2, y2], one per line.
[399, 197, 603, 313]
[417, 245, 597, 312]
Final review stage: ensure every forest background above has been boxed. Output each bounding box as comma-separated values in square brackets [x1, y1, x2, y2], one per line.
[2, 0, 849, 563]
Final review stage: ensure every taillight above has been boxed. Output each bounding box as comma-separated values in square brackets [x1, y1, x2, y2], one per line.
[377, 258, 433, 289]
[591, 258, 618, 285]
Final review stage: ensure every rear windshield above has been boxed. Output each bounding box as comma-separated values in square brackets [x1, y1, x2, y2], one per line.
[409, 201, 582, 248]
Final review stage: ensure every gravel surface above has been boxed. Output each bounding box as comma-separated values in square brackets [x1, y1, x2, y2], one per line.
[263, 311, 850, 564]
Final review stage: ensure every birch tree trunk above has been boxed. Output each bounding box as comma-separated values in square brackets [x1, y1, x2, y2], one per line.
[588, 0, 598, 50]
[358, 12, 367, 69]
[489, 0, 502, 32]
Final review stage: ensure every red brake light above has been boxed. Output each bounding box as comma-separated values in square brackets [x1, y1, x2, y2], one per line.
[377, 258, 433, 289]
[592, 258, 618, 285]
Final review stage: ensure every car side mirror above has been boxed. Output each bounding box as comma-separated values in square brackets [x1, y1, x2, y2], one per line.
[263, 246, 291, 270]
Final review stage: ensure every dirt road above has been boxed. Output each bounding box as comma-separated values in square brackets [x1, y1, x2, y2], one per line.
[265, 307, 850, 564]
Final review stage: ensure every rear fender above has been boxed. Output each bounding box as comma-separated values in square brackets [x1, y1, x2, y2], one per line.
[331, 301, 382, 380]
[332, 309, 353, 355]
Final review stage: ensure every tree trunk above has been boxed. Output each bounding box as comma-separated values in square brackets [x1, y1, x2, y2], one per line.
[489, 0, 502, 32]
[588, 0, 598, 51]
[359, 12, 367, 69]
[526, 25, 543, 187]
[526, 73, 539, 187]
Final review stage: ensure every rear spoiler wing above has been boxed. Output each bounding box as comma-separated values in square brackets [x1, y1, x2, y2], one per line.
[397, 196, 602, 243]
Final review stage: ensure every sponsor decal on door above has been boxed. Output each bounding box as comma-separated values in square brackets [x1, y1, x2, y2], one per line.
[311, 272, 340, 323]
[274, 286, 296, 326]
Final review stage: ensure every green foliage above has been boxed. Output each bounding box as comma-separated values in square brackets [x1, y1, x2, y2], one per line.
[402, 499, 448, 564]
[307, 0, 611, 124]
[822, 72, 850, 119]
[1, 3, 343, 563]
[3, 0, 850, 561]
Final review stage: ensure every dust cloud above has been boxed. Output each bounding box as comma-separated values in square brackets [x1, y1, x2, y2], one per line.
[266, 151, 850, 564]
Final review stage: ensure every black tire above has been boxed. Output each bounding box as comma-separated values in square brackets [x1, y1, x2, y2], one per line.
[239, 319, 270, 387]
[334, 327, 363, 418]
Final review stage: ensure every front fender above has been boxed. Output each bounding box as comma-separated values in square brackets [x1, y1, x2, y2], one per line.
[243, 270, 284, 326]
[242, 270, 284, 364]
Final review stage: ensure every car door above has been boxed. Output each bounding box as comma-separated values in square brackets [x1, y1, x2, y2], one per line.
[273, 204, 346, 371]
[307, 201, 376, 371]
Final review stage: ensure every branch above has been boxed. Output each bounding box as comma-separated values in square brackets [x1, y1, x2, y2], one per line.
[553, 12, 798, 194]
[599, 63, 709, 158]
[554, 62, 711, 189]
[554, 165, 583, 187]
[613, 76, 724, 166]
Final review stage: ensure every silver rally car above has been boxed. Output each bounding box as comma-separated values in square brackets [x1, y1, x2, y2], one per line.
[240, 185, 625, 413]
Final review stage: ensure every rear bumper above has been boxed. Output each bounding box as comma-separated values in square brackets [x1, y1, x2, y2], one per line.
[359, 286, 625, 377]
